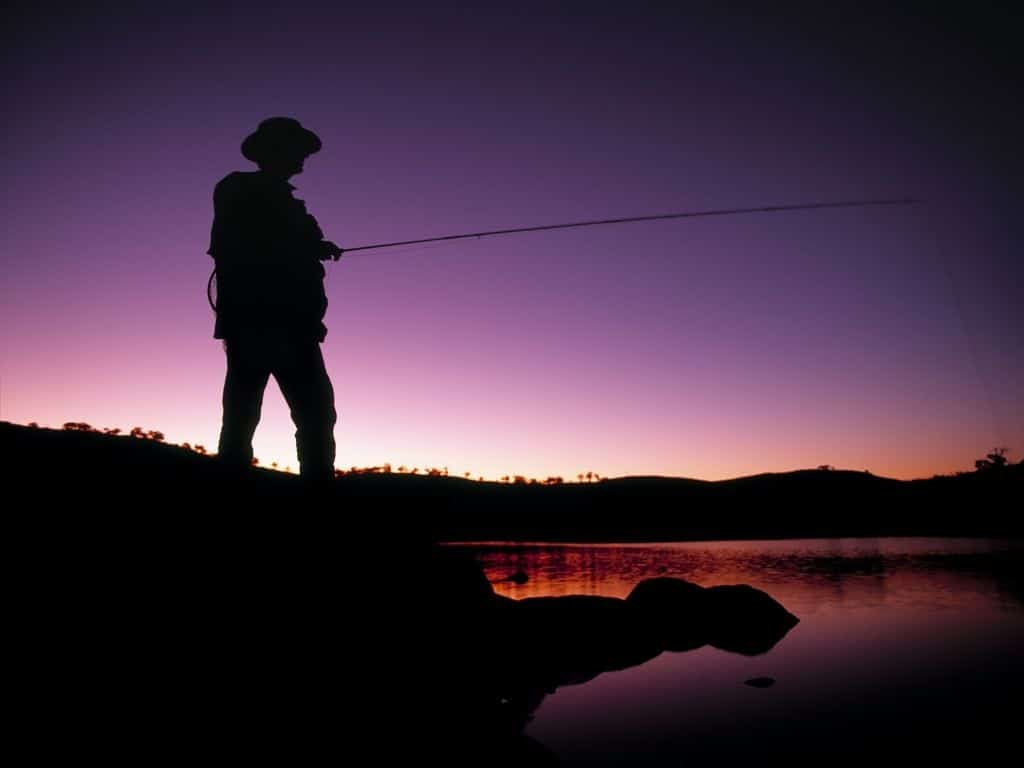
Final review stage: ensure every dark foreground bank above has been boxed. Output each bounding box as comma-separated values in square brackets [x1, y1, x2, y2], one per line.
[14, 516, 803, 765]
[4, 421, 1021, 540]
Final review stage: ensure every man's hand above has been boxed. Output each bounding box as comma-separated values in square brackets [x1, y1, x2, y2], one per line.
[318, 241, 344, 261]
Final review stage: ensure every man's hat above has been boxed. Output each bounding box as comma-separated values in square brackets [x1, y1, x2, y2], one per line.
[241, 117, 322, 163]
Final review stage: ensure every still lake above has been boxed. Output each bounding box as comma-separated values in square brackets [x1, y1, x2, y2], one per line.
[448, 537, 1023, 763]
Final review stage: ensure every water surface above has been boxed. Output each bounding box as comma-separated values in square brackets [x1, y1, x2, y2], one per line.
[449, 538, 1023, 762]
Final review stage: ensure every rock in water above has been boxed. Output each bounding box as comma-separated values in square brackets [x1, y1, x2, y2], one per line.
[703, 584, 800, 655]
[625, 577, 799, 655]
[625, 577, 709, 651]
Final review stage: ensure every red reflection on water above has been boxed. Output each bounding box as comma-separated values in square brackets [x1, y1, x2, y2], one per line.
[453, 538, 1017, 614]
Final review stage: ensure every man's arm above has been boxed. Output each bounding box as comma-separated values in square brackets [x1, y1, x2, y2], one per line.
[318, 240, 344, 261]
[284, 196, 343, 261]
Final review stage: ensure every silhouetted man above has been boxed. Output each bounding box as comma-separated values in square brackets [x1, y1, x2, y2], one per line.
[208, 117, 343, 484]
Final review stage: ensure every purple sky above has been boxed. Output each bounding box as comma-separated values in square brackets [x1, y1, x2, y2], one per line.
[2, 2, 1020, 479]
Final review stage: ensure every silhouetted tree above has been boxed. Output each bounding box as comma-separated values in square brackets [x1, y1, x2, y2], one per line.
[104, 427, 121, 436]
[28, 422, 39, 428]
[975, 447, 1009, 472]
[130, 427, 145, 438]
[513, 475, 527, 485]
[194, 445, 207, 455]
[63, 422, 95, 432]
[817, 464, 835, 471]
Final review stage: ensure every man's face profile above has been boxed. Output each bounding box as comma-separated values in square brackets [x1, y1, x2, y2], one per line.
[260, 148, 307, 179]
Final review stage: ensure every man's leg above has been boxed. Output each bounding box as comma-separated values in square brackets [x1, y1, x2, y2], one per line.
[218, 337, 271, 469]
[273, 338, 337, 482]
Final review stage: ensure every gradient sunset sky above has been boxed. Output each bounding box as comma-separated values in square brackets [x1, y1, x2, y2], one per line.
[2, 2, 1020, 480]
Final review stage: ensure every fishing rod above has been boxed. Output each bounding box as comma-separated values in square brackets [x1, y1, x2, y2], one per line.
[207, 197, 913, 311]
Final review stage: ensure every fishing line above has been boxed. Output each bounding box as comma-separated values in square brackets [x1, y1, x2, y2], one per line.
[340, 198, 914, 254]
[207, 197, 913, 311]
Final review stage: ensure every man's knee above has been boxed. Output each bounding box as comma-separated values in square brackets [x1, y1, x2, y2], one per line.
[293, 406, 336, 438]
[294, 379, 337, 430]
[323, 402, 337, 429]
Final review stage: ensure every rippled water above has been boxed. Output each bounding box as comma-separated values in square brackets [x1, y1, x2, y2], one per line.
[449, 538, 1023, 763]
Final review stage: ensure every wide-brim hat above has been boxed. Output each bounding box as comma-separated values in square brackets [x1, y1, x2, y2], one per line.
[241, 117, 322, 163]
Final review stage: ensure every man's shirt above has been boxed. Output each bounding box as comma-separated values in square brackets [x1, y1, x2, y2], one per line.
[208, 171, 329, 342]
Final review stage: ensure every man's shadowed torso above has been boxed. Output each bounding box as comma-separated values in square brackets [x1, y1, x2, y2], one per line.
[208, 170, 329, 342]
